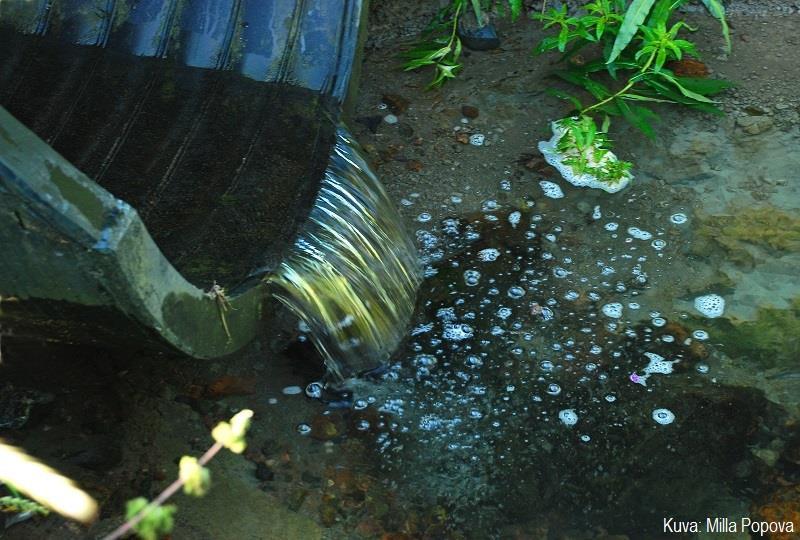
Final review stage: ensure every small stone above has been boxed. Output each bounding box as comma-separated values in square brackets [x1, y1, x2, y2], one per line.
[406, 159, 423, 172]
[461, 105, 479, 118]
[455, 132, 470, 144]
[736, 115, 773, 135]
[383, 114, 398, 125]
[381, 93, 409, 114]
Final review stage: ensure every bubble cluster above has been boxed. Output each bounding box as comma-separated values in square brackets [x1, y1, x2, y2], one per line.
[602, 303, 623, 318]
[694, 294, 725, 318]
[558, 409, 579, 426]
[539, 181, 564, 199]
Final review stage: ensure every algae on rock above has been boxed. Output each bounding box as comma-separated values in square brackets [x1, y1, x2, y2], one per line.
[706, 298, 800, 369]
[692, 206, 800, 267]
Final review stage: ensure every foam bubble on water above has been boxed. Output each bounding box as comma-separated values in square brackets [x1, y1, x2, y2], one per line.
[692, 329, 709, 341]
[670, 213, 688, 224]
[499, 179, 512, 191]
[643, 352, 677, 375]
[469, 133, 485, 146]
[463, 270, 481, 287]
[282, 386, 303, 395]
[652, 317, 666, 327]
[651, 239, 667, 250]
[442, 323, 474, 341]
[546, 383, 562, 396]
[627, 227, 653, 240]
[696, 363, 709, 374]
[297, 423, 312, 435]
[694, 294, 725, 318]
[478, 248, 500, 262]
[604, 222, 619, 232]
[508, 286, 526, 299]
[558, 409, 579, 426]
[450, 195, 462, 204]
[539, 181, 564, 199]
[652, 408, 675, 425]
[592, 205, 602, 220]
[497, 307, 512, 320]
[417, 212, 432, 223]
[601, 303, 623, 318]
[508, 211, 522, 228]
[305, 382, 323, 399]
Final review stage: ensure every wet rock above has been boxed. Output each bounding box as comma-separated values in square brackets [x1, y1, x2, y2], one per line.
[381, 93, 409, 114]
[406, 160, 424, 172]
[737, 114, 774, 135]
[455, 132, 470, 144]
[461, 105, 479, 119]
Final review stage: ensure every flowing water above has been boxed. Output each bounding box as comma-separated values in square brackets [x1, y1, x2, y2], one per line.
[269, 129, 422, 380]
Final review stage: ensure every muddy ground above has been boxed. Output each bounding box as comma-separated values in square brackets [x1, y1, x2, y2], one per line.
[1, 2, 799, 539]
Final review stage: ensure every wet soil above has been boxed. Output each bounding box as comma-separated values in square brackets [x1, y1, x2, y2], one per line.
[2, 2, 800, 540]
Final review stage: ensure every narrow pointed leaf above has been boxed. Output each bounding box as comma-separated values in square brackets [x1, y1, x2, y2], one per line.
[607, 0, 657, 64]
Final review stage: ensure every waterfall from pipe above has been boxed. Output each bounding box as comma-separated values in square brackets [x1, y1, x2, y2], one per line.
[269, 127, 421, 381]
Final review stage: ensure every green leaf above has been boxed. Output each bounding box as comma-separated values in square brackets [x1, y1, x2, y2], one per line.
[601, 114, 611, 133]
[616, 99, 658, 138]
[508, 0, 523, 21]
[125, 498, 177, 540]
[642, 79, 723, 114]
[673, 76, 734, 95]
[700, 0, 732, 53]
[607, 0, 657, 64]
[546, 88, 583, 110]
[622, 93, 676, 103]
[659, 72, 716, 102]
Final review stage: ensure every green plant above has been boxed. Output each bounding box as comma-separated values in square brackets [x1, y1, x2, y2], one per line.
[0, 482, 50, 518]
[102, 409, 253, 540]
[533, 0, 733, 187]
[402, 0, 523, 88]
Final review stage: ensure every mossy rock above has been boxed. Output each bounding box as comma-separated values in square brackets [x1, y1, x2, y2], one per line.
[703, 297, 800, 369]
[692, 206, 800, 267]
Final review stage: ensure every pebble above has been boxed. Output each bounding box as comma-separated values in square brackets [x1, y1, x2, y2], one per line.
[383, 114, 398, 125]
[461, 105, 480, 118]
[736, 114, 773, 135]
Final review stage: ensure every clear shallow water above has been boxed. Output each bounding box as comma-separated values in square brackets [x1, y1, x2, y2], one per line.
[287, 152, 800, 537]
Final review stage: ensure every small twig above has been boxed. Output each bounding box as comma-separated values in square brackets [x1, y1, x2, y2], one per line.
[205, 282, 234, 342]
[101, 442, 223, 540]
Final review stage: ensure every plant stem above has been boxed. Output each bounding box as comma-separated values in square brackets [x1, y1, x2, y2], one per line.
[581, 49, 657, 115]
[101, 441, 224, 540]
